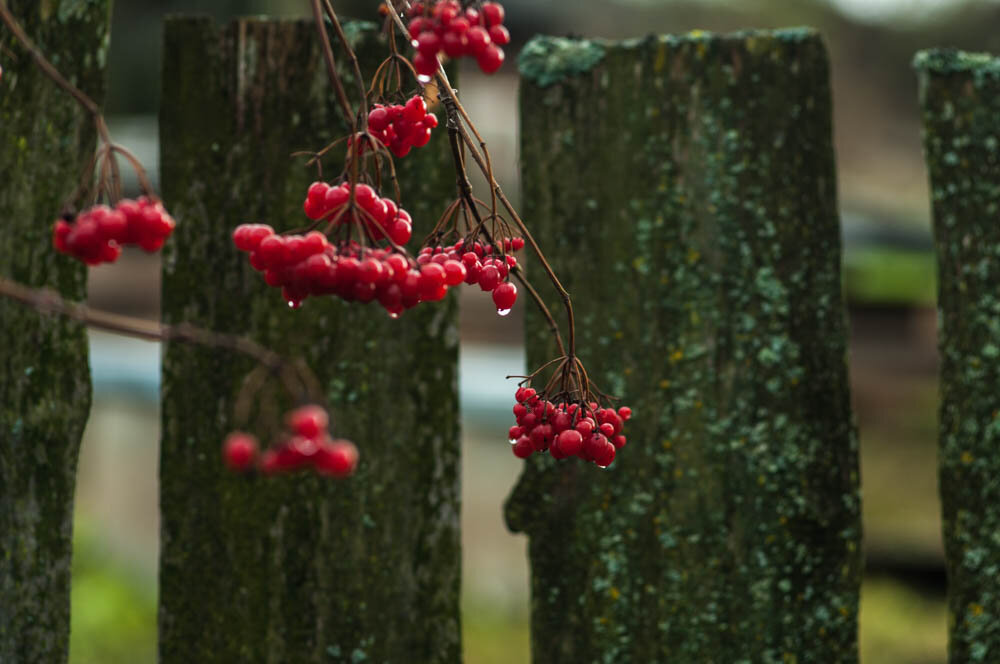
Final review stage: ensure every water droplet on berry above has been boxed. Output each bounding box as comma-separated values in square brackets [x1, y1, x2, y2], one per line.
[417, 74, 432, 84]
[287, 300, 301, 309]
[388, 312, 400, 319]
[497, 308, 511, 316]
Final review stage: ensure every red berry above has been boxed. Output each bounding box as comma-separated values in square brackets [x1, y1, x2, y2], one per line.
[492, 281, 517, 312]
[556, 429, 583, 456]
[478, 264, 501, 291]
[416, 31, 441, 56]
[223, 432, 258, 471]
[443, 259, 467, 286]
[412, 51, 440, 77]
[315, 439, 359, 477]
[477, 44, 504, 74]
[368, 106, 390, 131]
[408, 16, 430, 39]
[488, 24, 510, 46]
[466, 26, 491, 56]
[481, 2, 505, 26]
[287, 404, 329, 439]
[442, 31, 467, 58]
[593, 439, 616, 467]
[512, 436, 533, 459]
[405, 97, 427, 125]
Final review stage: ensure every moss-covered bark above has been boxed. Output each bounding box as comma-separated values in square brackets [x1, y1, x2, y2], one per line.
[0, 1, 108, 662]
[916, 49, 1000, 664]
[158, 18, 460, 663]
[506, 30, 860, 663]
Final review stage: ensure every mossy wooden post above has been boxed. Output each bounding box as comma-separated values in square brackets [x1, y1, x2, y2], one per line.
[159, 18, 460, 663]
[0, 3, 108, 662]
[506, 30, 860, 662]
[916, 49, 1000, 663]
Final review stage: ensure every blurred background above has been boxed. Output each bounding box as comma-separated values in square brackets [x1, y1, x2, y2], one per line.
[61, 0, 1000, 662]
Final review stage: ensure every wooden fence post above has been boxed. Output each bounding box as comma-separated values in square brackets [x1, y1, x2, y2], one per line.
[0, 3, 108, 662]
[916, 49, 1000, 663]
[506, 30, 861, 662]
[158, 18, 460, 663]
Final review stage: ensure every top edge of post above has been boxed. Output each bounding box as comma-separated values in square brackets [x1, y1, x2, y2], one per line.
[518, 26, 822, 88]
[914, 47, 1000, 77]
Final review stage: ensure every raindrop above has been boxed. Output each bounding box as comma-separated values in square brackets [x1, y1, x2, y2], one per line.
[417, 74, 432, 84]
[287, 301, 301, 309]
[388, 312, 400, 319]
[497, 308, 511, 317]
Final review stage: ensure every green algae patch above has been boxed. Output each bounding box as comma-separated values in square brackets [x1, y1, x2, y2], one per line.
[519, 35, 606, 88]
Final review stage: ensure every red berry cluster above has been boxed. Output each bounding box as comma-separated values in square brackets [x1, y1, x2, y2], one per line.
[407, 1, 509, 77]
[52, 197, 176, 265]
[368, 95, 439, 158]
[234, 225, 470, 314]
[417, 237, 522, 314]
[222, 405, 359, 478]
[302, 181, 412, 246]
[509, 387, 632, 467]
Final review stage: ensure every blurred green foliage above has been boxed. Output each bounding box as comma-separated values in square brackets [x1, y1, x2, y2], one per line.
[843, 249, 937, 305]
[68, 522, 156, 664]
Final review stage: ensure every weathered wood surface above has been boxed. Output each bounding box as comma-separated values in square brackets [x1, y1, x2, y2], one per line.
[507, 30, 860, 663]
[159, 18, 460, 663]
[916, 48, 1000, 664]
[0, 2, 109, 662]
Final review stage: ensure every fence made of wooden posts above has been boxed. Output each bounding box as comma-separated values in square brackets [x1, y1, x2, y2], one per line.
[2, 5, 1000, 663]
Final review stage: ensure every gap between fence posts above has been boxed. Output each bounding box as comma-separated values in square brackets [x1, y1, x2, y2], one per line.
[0, 2, 109, 662]
[158, 17, 461, 663]
[506, 29, 861, 663]
[916, 48, 1000, 664]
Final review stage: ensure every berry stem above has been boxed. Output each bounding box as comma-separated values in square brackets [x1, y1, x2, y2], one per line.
[384, 1, 578, 359]
[0, 275, 312, 400]
[310, 0, 356, 127]
[320, 0, 370, 126]
[0, 1, 109, 143]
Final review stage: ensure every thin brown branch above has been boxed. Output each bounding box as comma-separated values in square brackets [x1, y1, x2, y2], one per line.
[0, 1, 110, 143]
[0, 275, 285, 372]
[310, 0, 355, 126]
[383, 1, 578, 358]
[321, 0, 369, 124]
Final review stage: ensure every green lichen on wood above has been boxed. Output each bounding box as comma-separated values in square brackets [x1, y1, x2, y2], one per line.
[519, 36, 606, 88]
[158, 18, 460, 663]
[506, 30, 860, 663]
[916, 48, 1000, 664]
[0, 1, 108, 662]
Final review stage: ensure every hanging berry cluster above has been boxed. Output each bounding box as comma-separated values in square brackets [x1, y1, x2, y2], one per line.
[52, 197, 176, 265]
[509, 387, 632, 467]
[368, 95, 439, 158]
[417, 238, 522, 314]
[407, 0, 509, 76]
[223, 405, 359, 477]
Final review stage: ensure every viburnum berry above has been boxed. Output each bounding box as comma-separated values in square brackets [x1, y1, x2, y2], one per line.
[223, 432, 259, 471]
[508, 388, 633, 467]
[53, 197, 176, 265]
[492, 281, 517, 314]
